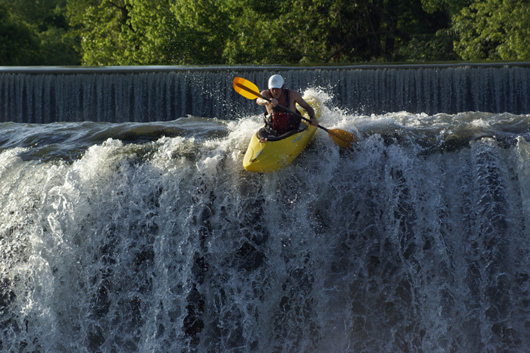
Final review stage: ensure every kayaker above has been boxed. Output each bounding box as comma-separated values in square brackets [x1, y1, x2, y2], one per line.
[256, 74, 318, 141]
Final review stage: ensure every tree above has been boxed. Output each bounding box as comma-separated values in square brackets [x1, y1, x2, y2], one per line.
[71, 0, 530, 65]
[67, 0, 136, 65]
[220, 0, 320, 64]
[67, 0, 181, 65]
[8, 0, 530, 65]
[421, 0, 471, 16]
[222, 0, 456, 63]
[452, 0, 530, 60]
[0, 0, 39, 65]
[169, 0, 233, 64]
[0, 0, 79, 65]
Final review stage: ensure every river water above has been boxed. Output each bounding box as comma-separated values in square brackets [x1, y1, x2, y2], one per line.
[1, 69, 530, 352]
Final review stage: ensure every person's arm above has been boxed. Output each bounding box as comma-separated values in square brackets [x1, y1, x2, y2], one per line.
[256, 90, 276, 114]
[292, 91, 318, 125]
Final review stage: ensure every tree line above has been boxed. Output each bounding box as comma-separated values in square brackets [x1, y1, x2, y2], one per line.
[1, 0, 529, 66]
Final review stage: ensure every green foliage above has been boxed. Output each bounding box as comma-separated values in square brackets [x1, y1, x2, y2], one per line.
[67, 0, 137, 65]
[3, 0, 530, 65]
[67, 0, 210, 65]
[220, 0, 456, 63]
[0, 0, 80, 65]
[0, 0, 38, 65]
[170, 0, 233, 64]
[453, 0, 530, 60]
[421, 0, 471, 15]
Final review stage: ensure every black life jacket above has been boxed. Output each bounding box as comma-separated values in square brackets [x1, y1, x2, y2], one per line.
[264, 89, 301, 135]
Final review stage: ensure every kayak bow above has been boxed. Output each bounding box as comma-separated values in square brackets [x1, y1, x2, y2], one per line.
[242, 95, 321, 172]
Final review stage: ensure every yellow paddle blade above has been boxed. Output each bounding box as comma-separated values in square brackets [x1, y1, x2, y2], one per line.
[233, 77, 261, 100]
[328, 129, 356, 149]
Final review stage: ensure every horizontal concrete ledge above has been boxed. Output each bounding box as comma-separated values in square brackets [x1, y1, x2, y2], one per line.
[1, 62, 530, 74]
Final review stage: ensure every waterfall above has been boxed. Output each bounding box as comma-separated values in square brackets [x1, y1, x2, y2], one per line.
[1, 110, 530, 351]
[1, 63, 530, 123]
[1, 81, 530, 351]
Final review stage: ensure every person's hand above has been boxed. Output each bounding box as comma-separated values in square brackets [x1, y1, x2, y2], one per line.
[270, 98, 278, 107]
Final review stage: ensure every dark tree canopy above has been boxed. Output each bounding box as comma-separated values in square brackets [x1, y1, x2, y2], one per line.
[1, 0, 529, 65]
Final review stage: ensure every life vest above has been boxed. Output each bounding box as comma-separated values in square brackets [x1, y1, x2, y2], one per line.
[263, 89, 301, 135]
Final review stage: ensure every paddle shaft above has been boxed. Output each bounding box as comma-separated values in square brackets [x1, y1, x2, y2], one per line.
[234, 81, 353, 147]
[235, 82, 331, 133]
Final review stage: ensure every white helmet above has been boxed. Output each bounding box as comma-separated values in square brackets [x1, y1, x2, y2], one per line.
[268, 74, 284, 89]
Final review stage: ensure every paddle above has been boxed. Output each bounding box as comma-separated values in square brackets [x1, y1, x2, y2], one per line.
[233, 77, 355, 149]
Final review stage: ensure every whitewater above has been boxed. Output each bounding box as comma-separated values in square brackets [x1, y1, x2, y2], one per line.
[1, 87, 530, 352]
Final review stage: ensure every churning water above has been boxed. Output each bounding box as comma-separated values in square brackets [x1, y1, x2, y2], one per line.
[1, 69, 530, 352]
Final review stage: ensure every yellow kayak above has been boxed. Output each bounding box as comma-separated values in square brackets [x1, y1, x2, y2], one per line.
[243, 95, 322, 173]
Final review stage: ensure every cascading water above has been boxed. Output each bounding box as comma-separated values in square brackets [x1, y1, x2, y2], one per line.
[1, 67, 530, 352]
[1, 64, 530, 123]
